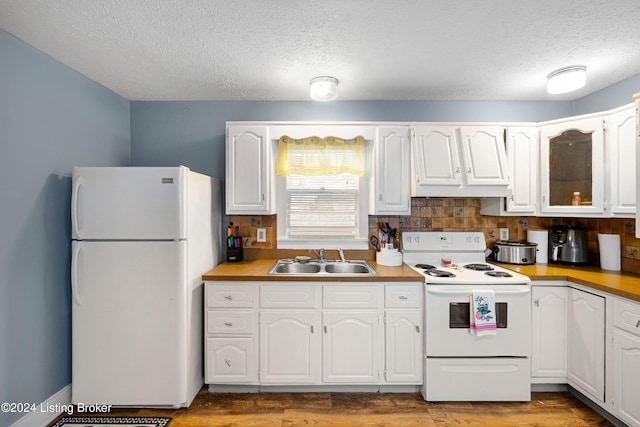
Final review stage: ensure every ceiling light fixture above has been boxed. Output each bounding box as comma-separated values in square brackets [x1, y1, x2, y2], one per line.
[547, 66, 587, 94]
[310, 76, 339, 101]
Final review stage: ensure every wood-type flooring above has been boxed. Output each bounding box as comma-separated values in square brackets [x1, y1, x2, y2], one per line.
[48, 388, 616, 426]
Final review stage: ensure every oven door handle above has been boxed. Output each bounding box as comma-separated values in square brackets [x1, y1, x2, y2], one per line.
[427, 288, 531, 296]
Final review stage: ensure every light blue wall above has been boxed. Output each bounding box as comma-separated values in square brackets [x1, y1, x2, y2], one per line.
[574, 73, 640, 115]
[0, 29, 130, 426]
[130, 100, 577, 177]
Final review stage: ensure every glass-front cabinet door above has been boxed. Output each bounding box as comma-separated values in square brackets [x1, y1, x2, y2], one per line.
[539, 116, 605, 215]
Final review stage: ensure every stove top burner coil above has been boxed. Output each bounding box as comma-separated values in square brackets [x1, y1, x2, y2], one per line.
[485, 271, 513, 278]
[427, 269, 456, 278]
[464, 263, 495, 271]
[415, 263, 436, 270]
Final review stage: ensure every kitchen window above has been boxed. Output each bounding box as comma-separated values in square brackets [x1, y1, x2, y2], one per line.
[275, 135, 369, 249]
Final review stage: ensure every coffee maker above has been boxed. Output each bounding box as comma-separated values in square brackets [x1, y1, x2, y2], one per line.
[548, 226, 588, 264]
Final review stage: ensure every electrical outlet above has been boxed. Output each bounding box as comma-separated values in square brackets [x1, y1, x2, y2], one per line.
[499, 228, 509, 241]
[257, 228, 267, 242]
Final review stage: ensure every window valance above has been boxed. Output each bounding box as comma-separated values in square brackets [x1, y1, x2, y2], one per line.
[275, 135, 365, 176]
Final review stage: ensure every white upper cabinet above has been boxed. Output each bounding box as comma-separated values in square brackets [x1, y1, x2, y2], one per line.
[479, 126, 538, 216]
[412, 125, 510, 197]
[607, 105, 636, 216]
[412, 125, 462, 188]
[505, 127, 538, 213]
[458, 126, 509, 186]
[539, 116, 605, 216]
[371, 126, 411, 215]
[226, 125, 274, 214]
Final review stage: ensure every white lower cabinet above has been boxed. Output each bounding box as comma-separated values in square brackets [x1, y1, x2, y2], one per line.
[531, 283, 605, 402]
[206, 337, 257, 384]
[259, 311, 321, 384]
[206, 281, 423, 388]
[259, 283, 320, 384]
[567, 287, 605, 402]
[612, 297, 640, 426]
[204, 282, 258, 384]
[323, 311, 381, 383]
[384, 310, 422, 383]
[531, 285, 568, 381]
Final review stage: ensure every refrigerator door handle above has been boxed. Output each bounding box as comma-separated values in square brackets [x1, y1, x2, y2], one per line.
[72, 175, 83, 238]
[71, 243, 82, 306]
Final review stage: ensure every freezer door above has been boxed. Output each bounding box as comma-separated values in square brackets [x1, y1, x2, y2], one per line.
[71, 240, 191, 407]
[72, 166, 188, 240]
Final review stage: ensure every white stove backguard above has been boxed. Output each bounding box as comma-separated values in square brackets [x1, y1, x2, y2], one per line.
[401, 232, 530, 285]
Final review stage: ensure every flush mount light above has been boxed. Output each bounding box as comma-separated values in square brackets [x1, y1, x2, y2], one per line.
[310, 76, 339, 101]
[547, 66, 587, 94]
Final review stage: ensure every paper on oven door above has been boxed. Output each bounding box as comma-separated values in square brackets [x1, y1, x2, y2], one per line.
[470, 290, 497, 336]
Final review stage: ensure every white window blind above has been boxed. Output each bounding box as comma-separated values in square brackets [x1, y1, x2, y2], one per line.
[286, 173, 358, 239]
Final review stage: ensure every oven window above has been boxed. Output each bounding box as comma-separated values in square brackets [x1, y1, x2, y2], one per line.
[449, 302, 508, 328]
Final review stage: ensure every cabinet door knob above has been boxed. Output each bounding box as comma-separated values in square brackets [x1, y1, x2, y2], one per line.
[467, 167, 472, 174]
[310, 325, 314, 334]
[534, 299, 539, 307]
[416, 325, 420, 333]
[324, 325, 328, 333]
[636, 320, 640, 328]
[225, 359, 231, 367]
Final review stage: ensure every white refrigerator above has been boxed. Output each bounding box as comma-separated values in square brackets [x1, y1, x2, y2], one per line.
[71, 166, 221, 407]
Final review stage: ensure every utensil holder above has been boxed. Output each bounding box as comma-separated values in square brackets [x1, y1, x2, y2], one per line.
[376, 248, 403, 266]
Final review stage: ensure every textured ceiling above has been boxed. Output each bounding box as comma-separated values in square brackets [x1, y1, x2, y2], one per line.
[1, 0, 639, 101]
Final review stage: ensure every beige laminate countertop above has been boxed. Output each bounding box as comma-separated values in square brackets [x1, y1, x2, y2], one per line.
[202, 259, 640, 302]
[202, 259, 424, 283]
[495, 263, 640, 303]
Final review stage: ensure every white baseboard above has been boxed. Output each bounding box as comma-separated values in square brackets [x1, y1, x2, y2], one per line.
[11, 384, 72, 427]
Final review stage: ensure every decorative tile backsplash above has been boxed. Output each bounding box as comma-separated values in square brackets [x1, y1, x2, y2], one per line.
[232, 197, 640, 274]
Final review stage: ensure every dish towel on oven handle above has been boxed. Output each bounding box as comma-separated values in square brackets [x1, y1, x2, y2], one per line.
[470, 290, 497, 336]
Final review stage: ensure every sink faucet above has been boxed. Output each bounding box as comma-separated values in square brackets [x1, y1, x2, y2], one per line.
[309, 248, 325, 261]
[338, 248, 346, 262]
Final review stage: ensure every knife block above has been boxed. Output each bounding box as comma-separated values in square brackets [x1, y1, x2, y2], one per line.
[227, 240, 244, 262]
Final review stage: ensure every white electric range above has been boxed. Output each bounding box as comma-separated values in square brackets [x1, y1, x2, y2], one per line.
[402, 232, 532, 402]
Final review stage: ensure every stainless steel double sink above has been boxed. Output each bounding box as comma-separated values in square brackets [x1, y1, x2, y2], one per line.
[268, 259, 376, 276]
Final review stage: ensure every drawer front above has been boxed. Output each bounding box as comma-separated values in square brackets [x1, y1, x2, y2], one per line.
[614, 298, 640, 337]
[385, 284, 422, 308]
[323, 285, 381, 308]
[205, 337, 257, 384]
[206, 283, 257, 308]
[207, 310, 255, 335]
[260, 284, 319, 308]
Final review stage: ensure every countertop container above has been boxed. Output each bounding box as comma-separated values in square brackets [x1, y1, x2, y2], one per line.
[493, 240, 537, 265]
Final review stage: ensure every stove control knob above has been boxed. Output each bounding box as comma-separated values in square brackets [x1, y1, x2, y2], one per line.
[414, 236, 420, 244]
[466, 236, 472, 243]
[475, 236, 481, 243]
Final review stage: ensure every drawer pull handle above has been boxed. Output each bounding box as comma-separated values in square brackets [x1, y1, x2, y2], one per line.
[225, 359, 231, 367]
[399, 295, 408, 300]
[224, 322, 233, 327]
[224, 295, 233, 300]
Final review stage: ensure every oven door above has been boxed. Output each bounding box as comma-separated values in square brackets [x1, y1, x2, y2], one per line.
[425, 284, 531, 357]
